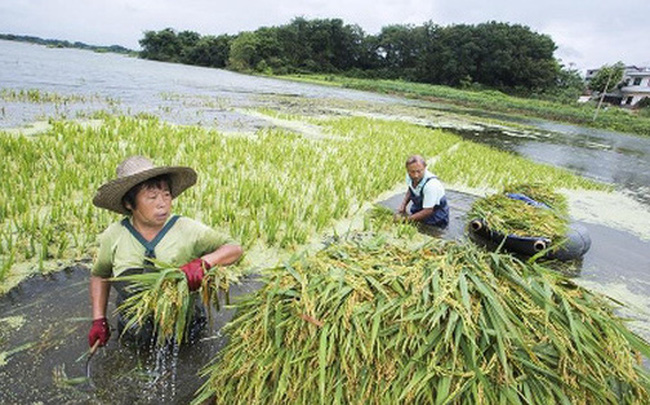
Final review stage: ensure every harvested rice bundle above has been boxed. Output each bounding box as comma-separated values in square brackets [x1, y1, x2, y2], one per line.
[363, 204, 418, 239]
[503, 182, 568, 213]
[468, 183, 569, 239]
[195, 238, 650, 405]
[114, 263, 240, 346]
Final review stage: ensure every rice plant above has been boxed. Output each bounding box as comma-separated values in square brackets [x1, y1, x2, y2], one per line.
[0, 113, 605, 291]
[467, 183, 569, 239]
[195, 236, 650, 404]
[363, 204, 419, 240]
[0, 88, 116, 105]
[114, 261, 241, 347]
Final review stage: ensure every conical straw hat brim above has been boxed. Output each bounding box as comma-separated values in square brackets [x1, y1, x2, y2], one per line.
[93, 166, 197, 215]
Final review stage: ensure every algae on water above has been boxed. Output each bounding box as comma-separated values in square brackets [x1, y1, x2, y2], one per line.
[0, 316, 26, 331]
[0, 342, 35, 368]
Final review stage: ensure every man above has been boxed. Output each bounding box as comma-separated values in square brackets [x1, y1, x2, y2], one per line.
[88, 156, 243, 348]
[396, 155, 449, 227]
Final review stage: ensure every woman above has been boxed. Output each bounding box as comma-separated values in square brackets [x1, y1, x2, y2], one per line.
[88, 156, 243, 348]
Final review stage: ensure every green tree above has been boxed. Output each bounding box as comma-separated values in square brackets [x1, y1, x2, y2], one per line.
[413, 21, 560, 93]
[186, 35, 232, 68]
[137, 18, 566, 96]
[588, 62, 625, 93]
[228, 32, 260, 72]
[548, 65, 586, 102]
[139, 28, 181, 62]
[301, 18, 362, 72]
[470, 22, 559, 92]
[376, 24, 428, 79]
[253, 26, 285, 72]
[177, 30, 201, 64]
[254, 17, 365, 73]
[417, 23, 479, 86]
[411, 21, 443, 83]
[281, 17, 314, 71]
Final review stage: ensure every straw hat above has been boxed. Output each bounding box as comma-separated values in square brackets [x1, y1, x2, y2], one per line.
[93, 156, 197, 215]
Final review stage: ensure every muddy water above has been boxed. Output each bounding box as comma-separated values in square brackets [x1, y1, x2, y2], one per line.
[0, 39, 402, 132]
[0, 267, 262, 404]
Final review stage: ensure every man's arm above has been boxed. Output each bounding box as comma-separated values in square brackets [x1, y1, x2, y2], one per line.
[408, 207, 434, 222]
[397, 189, 412, 214]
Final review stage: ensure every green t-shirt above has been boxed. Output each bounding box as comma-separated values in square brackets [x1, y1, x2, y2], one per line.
[92, 216, 234, 278]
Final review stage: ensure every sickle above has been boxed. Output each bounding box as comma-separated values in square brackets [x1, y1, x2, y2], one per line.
[85, 340, 101, 388]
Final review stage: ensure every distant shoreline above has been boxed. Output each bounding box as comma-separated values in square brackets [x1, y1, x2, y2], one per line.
[0, 33, 137, 55]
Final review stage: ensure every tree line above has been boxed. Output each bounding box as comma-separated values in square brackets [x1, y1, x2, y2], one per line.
[139, 18, 583, 98]
[0, 33, 134, 54]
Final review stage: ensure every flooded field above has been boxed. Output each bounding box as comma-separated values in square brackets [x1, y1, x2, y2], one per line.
[3, 189, 648, 403]
[0, 265, 263, 404]
[2, 39, 650, 403]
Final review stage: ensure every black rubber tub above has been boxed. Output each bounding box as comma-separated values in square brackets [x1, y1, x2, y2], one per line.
[468, 218, 591, 261]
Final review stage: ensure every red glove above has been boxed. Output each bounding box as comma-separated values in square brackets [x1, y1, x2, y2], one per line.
[88, 317, 110, 347]
[180, 258, 210, 291]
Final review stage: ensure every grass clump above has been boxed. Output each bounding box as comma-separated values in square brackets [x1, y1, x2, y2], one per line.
[195, 237, 650, 404]
[280, 74, 650, 137]
[114, 262, 240, 347]
[468, 183, 569, 239]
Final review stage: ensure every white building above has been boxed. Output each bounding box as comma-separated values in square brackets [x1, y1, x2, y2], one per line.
[585, 65, 650, 107]
[619, 67, 650, 106]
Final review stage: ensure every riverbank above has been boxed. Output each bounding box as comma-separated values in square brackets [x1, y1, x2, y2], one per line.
[277, 74, 650, 137]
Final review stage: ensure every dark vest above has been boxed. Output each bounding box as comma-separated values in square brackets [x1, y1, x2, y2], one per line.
[409, 177, 449, 227]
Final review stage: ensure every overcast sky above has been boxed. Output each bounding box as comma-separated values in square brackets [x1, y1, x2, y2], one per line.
[1, 0, 648, 72]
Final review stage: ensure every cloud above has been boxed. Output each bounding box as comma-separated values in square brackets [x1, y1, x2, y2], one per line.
[545, 19, 649, 70]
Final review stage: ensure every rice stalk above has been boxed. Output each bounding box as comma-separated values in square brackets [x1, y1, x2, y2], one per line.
[113, 260, 240, 347]
[1, 113, 606, 286]
[468, 183, 569, 239]
[195, 237, 650, 405]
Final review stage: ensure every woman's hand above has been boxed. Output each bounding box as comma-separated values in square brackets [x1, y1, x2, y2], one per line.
[88, 317, 111, 347]
[180, 258, 210, 291]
